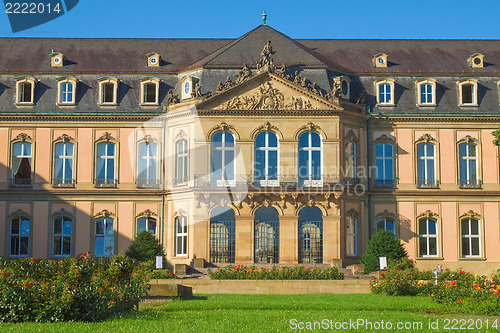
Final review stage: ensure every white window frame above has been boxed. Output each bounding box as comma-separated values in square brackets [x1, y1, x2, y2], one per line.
[53, 216, 72, 257]
[345, 215, 357, 256]
[416, 142, 436, 186]
[375, 79, 395, 106]
[212, 131, 236, 187]
[255, 131, 279, 187]
[175, 139, 188, 185]
[461, 218, 481, 258]
[418, 217, 438, 257]
[98, 77, 119, 106]
[416, 78, 436, 106]
[57, 77, 77, 106]
[15, 77, 36, 106]
[299, 131, 323, 187]
[140, 77, 160, 105]
[175, 215, 188, 256]
[137, 141, 158, 187]
[54, 141, 74, 185]
[457, 79, 478, 106]
[95, 141, 116, 185]
[374, 143, 395, 186]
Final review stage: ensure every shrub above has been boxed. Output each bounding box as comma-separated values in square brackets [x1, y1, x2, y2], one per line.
[208, 265, 344, 280]
[360, 230, 409, 273]
[139, 260, 177, 279]
[125, 230, 165, 263]
[0, 254, 150, 322]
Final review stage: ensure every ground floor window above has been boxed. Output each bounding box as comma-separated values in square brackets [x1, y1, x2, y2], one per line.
[418, 218, 438, 257]
[254, 206, 279, 263]
[210, 207, 235, 263]
[95, 217, 114, 256]
[298, 206, 323, 263]
[10, 216, 30, 256]
[175, 216, 188, 256]
[461, 218, 480, 257]
[53, 216, 72, 256]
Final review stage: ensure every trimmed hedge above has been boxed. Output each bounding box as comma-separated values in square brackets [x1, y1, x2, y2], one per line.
[0, 253, 150, 322]
[208, 265, 344, 280]
[360, 230, 409, 273]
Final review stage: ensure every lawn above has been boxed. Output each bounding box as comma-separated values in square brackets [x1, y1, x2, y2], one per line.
[1, 294, 498, 332]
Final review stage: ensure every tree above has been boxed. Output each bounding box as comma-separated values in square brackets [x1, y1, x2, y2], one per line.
[360, 230, 408, 273]
[125, 230, 165, 262]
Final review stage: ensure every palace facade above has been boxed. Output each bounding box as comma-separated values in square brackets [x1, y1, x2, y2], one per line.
[1, 24, 500, 273]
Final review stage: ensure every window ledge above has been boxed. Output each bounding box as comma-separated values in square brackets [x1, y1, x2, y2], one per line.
[416, 257, 443, 260]
[376, 103, 395, 107]
[15, 102, 34, 106]
[99, 103, 117, 106]
[57, 102, 76, 106]
[417, 103, 437, 107]
[459, 104, 478, 107]
[140, 102, 159, 107]
[459, 257, 486, 261]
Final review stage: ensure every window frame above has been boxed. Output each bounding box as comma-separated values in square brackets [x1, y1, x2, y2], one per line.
[15, 76, 36, 106]
[9, 212, 31, 257]
[11, 135, 33, 187]
[175, 138, 189, 186]
[136, 138, 159, 188]
[415, 140, 438, 188]
[298, 131, 323, 187]
[98, 77, 119, 106]
[52, 214, 73, 257]
[374, 139, 396, 188]
[460, 215, 482, 258]
[254, 131, 280, 187]
[415, 78, 436, 106]
[140, 77, 160, 106]
[457, 136, 481, 188]
[52, 135, 76, 187]
[417, 215, 439, 258]
[457, 78, 478, 107]
[57, 76, 77, 106]
[175, 215, 188, 257]
[374, 78, 395, 106]
[94, 133, 118, 187]
[210, 131, 236, 187]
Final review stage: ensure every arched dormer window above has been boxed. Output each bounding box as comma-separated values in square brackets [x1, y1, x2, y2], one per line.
[415, 78, 436, 106]
[374, 78, 395, 106]
[15, 76, 36, 105]
[457, 78, 478, 106]
[98, 77, 119, 106]
[57, 76, 77, 106]
[140, 77, 160, 105]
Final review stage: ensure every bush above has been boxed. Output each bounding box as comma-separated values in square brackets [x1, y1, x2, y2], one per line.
[125, 230, 165, 263]
[360, 230, 409, 273]
[0, 254, 150, 322]
[208, 265, 344, 280]
[139, 260, 177, 279]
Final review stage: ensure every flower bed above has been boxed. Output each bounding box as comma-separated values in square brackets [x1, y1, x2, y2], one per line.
[0, 254, 150, 322]
[208, 265, 344, 280]
[370, 260, 500, 315]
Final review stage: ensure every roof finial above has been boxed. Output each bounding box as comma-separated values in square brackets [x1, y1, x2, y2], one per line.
[262, 10, 267, 25]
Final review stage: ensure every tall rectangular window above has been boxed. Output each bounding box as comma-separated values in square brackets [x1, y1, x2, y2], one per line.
[420, 83, 433, 104]
[54, 142, 74, 186]
[60, 82, 74, 104]
[211, 131, 235, 186]
[95, 217, 114, 256]
[12, 141, 32, 187]
[461, 218, 480, 257]
[255, 131, 279, 186]
[418, 218, 437, 257]
[53, 217, 72, 256]
[417, 143, 436, 187]
[374, 143, 394, 187]
[346, 141, 356, 180]
[175, 139, 188, 185]
[10, 216, 29, 256]
[175, 216, 188, 256]
[19, 82, 33, 103]
[137, 142, 158, 188]
[298, 131, 322, 186]
[96, 142, 116, 187]
[378, 83, 392, 104]
[345, 216, 357, 256]
[459, 143, 478, 187]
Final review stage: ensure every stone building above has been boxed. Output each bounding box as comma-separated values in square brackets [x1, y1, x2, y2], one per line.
[1, 23, 499, 273]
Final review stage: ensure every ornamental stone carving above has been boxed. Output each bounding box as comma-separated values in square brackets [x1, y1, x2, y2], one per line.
[416, 133, 435, 143]
[14, 133, 32, 142]
[416, 209, 439, 219]
[136, 209, 158, 218]
[98, 132, 115, 142]
[56, 134, 74, 143]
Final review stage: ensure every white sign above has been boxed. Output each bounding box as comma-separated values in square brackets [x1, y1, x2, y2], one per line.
[379, 257, 387, 270]
[156, 256, 163, 269]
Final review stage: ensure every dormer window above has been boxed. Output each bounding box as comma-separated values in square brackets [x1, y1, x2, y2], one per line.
[180, 76, 196, 100]
[372, 53, 388, 68]
[457, 78, 478, 106]
[15, 76, 36, 106]
[341, 77, 350, 100]
[374, 78, 395, 106]
[50, 51, 64, 67]
[467, 53, 484, 68]
[140, 77, 160, 105]
[416, 78, 436, 106]
[146, 52, 161, 67]
[57, 77, 77, 106]
[98, 77, 119, 106]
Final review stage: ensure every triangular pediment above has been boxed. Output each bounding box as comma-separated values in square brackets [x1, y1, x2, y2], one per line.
[197, 72, 341, 111]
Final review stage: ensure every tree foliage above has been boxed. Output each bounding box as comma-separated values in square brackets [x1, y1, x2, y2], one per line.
[360, 230, 408, 273]
[125, 230, 165, 262]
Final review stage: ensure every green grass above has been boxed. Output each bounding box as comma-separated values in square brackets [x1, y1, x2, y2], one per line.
[1, 294, 498, 332]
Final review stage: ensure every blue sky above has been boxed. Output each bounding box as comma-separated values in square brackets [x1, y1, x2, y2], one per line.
[1, 0, 499, 39]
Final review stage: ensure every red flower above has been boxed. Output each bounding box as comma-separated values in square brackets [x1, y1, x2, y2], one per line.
[2, 273, 6, 276]
[381, 273, 384, 277]
[396, 268, 401, 271]
[383, 267, 387, 270]
[457, 299, 461, 303]
[495, 290, 499, 295]
[285, 272, 287, 275]
[25, 283, 29, 287]
[32, 258, 36, 262]
[172, 273, 175, 276]
[460, 271, 464, 274]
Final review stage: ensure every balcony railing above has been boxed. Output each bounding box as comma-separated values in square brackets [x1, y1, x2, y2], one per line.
[194, 174, 341, 188]
[53, 179, 75, 187]
[343, 177, 361, 186]
[173, 176, 189, 186]
[374, 179, 396, 188]
[95, 179, 117, 187]
[136, 179, 160, 188]
[10, 178, 31, 187]
[417, 179, 439, 188]
[459, 179, 482, 188]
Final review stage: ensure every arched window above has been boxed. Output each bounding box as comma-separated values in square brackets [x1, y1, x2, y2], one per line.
[416, 143, 436, 187]
[418, 217, 437, 257]
[254, 206, 279, 263]
[54, 141, 74, 187]
[345, 214, 357, 257]
[175, 139, 188, 185]
[210, 206, 235, 263]
[12, 141, 32, 187]
[458, 142, 479, 187]
[10, 215, 30, 256]
[53, 216, 72, 256]
[461, 217, 480, 258]
[346, 141, 357, 181]
[96, 141, 116, 187]
[298, 206, 323, 263]
[255, 131, 278, 186]
[137, 141, 158, 188]
[57, 77, 77, 106]
[95, 216, 114, 257]
[298, 131, 322, 187]
[376, 217, 395, 235]
[140, 77, 160, 105]
[175, 215, 188, 256]
[137, 216, 157, 235]
[374, 143, 394, 187]
[211, 131, 235, 186]
[98, 77, 119, 105]
[375, 79, 395, 105]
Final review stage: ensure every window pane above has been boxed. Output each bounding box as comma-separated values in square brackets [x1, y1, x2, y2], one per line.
[62, 237, 71, 255]
[428, 220, 437, 235]
[417, 158, 425, 181]
[385, 159, 394, 180]
[54, 218, 62, 235]
[104, 235, 114, 256]
[96, 219, 104, 235]
[148, 219, 157, 233]
[138, 218, 146, 233]
[106, 159, 115, 179]
[471, 238, 480, 256]
[419, 237, 427, 256]
[20, 219, 29, 234]
[255, 132, 265, 148]
[105, 219, 114, 235]
[268, 150, 278, 177]
[311, 150, 321, 178]
[429, 237, 437, 256]
[65, 158, 73, 179]
[224, 150, 235, 179]
[95, 237, 104, 256]
[20, 237, 28, 255]
[461, 219, 469, 235]
[63, 219, 72, 235]
[375, 158, 384, 180]
[311, 132, 321, 147]
[427, 159, 435, 180]
[255, 150, 265, 179]
[268, 132, 278, 147]
[385, 144, 393, 157]
[10, 236, 19, 255]
[107, 143, 115, 156]
[298, 132, 308, 148]
[298, 150, 308, 178]
[224, 132, 234, 147]
[11, 219, 19, 234]
[54, 236, 62, 255]
[471, 219, 479, 235]
[462, 84, 473, 104]
[418, 219, 426, 235]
